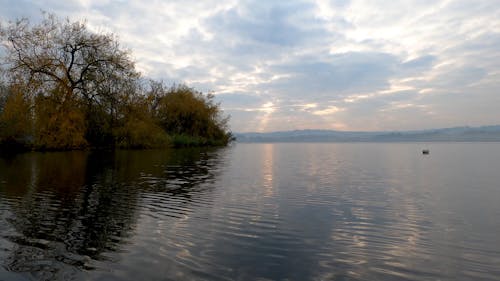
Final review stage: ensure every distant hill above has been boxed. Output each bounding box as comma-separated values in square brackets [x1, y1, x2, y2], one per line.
[234, 125, 500, 142]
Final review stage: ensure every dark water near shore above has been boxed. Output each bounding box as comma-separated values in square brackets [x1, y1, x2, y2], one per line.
[0, 143, 499, 280]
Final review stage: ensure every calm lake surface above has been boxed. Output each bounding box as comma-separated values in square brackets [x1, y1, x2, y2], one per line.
[0, 143, 499, 281]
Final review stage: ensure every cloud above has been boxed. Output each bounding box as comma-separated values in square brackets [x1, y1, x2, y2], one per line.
[206, 0, 328, 47]
[267, 52, 398, 97]
[1, 0, 499, 131]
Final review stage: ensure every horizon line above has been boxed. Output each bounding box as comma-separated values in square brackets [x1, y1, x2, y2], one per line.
[234, 124, 500, 134]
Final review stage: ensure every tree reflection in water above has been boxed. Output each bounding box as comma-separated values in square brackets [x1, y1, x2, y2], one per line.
[0, 148, 223, 280]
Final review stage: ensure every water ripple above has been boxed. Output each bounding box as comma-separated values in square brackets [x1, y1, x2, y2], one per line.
[0, 144, 500, 280]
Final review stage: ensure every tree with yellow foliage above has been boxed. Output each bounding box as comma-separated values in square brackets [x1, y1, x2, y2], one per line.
[152, 84, 232, 146]
[0, 83, 32, 147]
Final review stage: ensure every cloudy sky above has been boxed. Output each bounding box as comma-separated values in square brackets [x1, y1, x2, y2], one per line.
[1, 0, 499, 132]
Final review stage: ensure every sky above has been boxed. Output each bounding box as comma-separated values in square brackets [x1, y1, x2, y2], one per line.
[1, 0, 499, 132]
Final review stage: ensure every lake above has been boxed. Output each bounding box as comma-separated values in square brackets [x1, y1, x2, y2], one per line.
[0, 143, 499, 280]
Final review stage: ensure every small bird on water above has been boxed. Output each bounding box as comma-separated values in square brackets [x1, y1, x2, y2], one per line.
[422, 149, 430, 155]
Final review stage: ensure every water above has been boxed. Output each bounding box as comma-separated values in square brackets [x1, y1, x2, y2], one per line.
[0, 143, 499, 281]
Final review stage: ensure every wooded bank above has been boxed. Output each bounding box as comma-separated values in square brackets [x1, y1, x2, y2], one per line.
[0, 14, 232, 150]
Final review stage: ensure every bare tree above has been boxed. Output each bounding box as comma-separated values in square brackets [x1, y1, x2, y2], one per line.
[0, 13, 140, 147]
[1, 13, 137, 104]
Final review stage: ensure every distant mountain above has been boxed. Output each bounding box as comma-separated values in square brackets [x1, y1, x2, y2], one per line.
[234, 125, 500, 142]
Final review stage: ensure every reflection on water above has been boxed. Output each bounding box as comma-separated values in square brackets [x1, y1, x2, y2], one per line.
[0, 148, 224, 280]
[1, 143, 500, 280]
